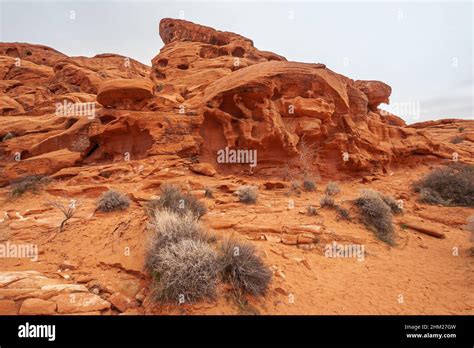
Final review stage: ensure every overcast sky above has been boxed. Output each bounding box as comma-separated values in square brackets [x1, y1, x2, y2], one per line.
[0, 0, 472, 123]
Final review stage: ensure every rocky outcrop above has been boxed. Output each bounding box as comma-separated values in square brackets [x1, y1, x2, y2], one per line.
[0, 18, 471, 184]
[0, 271, 112, 315]
[354, 80, 391, 111]
[97, 78, 155, 109]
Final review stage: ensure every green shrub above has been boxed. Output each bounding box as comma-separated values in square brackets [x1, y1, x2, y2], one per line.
[96, 190, 130, 212]
[147, 184, 206, 218]
[219, 238, 272, 296]
[414, 164, 474, 207]
[355, 190, 394, 245]
[237, 185, 258, 204]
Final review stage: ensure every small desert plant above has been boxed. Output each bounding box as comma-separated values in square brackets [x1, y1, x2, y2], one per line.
[325, 181, 341, 196]
[451, 136, 464, 144]
[303, 179, 316, 192]
[48, 199, 79, 232]
[237, 185, 258, 204]
[204, 186, 214, 198]
[414, 164, 474, 207]
[355, 190, 394, 245]
[145, 210, 207, 270]
[306, 205, 318, 216]
[2, 132, 15, 142]
[298, 135, 316, 177]
[320, 194, 335, 208]
[380, 194, 403, 215]
[96, 190, 130, 212]
[10, 175, 50, 197]
[335, 205, 351, 220]
[147, 184, 206, 218]
[149, 238, 219, 303]
[219, 238, 272, 296]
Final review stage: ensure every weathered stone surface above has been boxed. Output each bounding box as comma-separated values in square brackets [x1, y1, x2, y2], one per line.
[0, 300, 18, 315]
[190, 163, 217, 176]
[19, 298, 56, 315]
[97, 78, 154, 109]
[54, 292, 111, 314]
[109, 292, 136, 312]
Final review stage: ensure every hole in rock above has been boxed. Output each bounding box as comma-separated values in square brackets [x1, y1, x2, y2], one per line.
[157, 58, 168, 67]
[84, 143, 99, 158]
[99, 115, 117, 125]
[231, 47, 245, 58]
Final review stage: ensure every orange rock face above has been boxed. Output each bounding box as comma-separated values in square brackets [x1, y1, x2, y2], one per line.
[0, 18, 471, 186]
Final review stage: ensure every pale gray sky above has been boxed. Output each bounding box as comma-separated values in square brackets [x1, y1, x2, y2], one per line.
[0, 0, 472, 122]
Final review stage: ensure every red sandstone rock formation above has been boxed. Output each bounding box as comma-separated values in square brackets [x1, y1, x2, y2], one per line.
[0, 18, 471, 186]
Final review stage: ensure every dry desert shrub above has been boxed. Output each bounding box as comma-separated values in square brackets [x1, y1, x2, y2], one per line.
[320, 194, 335, 208]
[335, 205, 351, 220]
[145, 210, 207, 270]
[147, 183, 206, 218]
[48, 199, 79, 232]
[414, 164, 474, 207]
[149, 238, 219, 303]
[306, 205, 318, 216]
[380, 194, 403, 214]
[10, 175, 50, 197]
[303, 178, 316, 192]
[237, 185, 258, 204]
[355, 190, 395, 245]
[219, 238, 272, 296]
[96, 190, 130, 212]
[325, 181, 341, 196]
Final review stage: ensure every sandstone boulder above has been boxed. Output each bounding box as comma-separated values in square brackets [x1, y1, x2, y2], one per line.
[54, 292, 111, 314]
[354, 80, 391, 111]
[97, 78, 154, 109]
[19, 298, 56, 315]
[190, 163, 217, 176]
